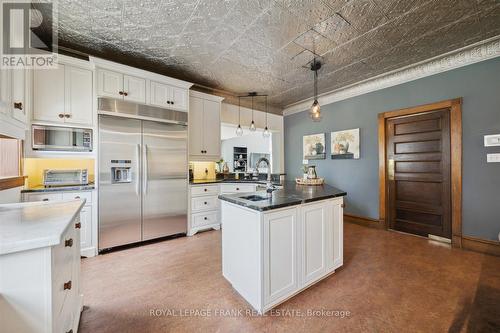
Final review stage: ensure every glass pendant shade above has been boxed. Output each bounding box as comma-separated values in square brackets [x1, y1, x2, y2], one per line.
[249, 120, 256, 132]
[310, 59, 322, 122]
[310, 99, 320, 116]
[236, 124, 243, 136]
[263, 126, 270, 138]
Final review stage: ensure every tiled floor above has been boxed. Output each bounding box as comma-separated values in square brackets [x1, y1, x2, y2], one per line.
[79, 223, 500, 333]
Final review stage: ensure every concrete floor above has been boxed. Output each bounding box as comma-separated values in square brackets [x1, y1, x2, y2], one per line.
[79, 223, 500, 333]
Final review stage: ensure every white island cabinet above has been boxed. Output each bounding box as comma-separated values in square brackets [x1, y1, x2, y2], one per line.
[220, 185, 344, 314]
[0, 200, 85, 333]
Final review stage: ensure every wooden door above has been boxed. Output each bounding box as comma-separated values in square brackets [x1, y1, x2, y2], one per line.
[386, 110, 451, 239]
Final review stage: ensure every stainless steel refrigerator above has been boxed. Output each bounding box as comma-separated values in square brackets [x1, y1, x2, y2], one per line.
[98, 114, 187, 250]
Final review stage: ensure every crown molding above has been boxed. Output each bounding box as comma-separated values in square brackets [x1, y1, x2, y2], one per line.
[283, 36, 500, 116]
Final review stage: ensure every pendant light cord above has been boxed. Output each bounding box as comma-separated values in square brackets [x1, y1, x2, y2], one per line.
[314, 58, 318, 101]
[265, 95, 268, 127]
[251, 95, 254, 122]
[238, 96, 241, 124]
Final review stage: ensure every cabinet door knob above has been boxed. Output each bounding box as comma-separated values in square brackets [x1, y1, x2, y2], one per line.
[123, 92, 128, 96]
[204, 188, 207, 192]
[74, 196, 80, 199]
[119, 91, 124, 95]
[64, 114, 71, 118]
[236, 188, 240, 191]
[204, 202, 207, 205]
[75, 222, 81, 229]
[204, 217, 208, 220]
[58, 113, 64, 118]
[65, 238, 73, 247]
[341, 203, 345, 208]
[13, 102, 23, 110]
[42, 198, 49, 201]
[63, 281, 72, 290]
[171, 101, 174, 105]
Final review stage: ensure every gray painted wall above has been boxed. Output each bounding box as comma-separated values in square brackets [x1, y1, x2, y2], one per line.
[284, 57, 500, 241]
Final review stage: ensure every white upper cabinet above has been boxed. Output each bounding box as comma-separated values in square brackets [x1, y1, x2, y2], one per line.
[65, 66, 93, 125]
[150, 81, 188, 112]
[33, 61, 93, 126]
[189, 91, 224, 161]
[203, 99, 221, 157]
[91, 57, 192, 112]
[123, 74, 146, 103]
[171, 86, 188, 111]
[33, 65, 65, 123]
[97, 69, 123, 99]
[10, 67, 28, 124]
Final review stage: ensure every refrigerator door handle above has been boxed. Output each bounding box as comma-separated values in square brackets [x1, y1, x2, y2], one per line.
[136, 144, 141, 196]
[143, 144, 148, 195]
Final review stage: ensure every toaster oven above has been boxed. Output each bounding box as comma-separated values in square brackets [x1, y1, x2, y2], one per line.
[43, 169, 89, 187]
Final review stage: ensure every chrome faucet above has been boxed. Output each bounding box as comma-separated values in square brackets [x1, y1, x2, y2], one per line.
[254, 157, 275, 195]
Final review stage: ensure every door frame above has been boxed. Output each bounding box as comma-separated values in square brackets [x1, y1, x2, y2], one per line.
[378, 98, 462, 247]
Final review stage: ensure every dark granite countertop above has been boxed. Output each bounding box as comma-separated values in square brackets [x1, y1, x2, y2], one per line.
[190, 173, 284, 186]
[21, 184, 96, 193]
[218, 181, 346, 211]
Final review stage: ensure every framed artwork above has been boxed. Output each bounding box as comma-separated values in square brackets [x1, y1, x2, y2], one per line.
[331, 128, 360, 159]
[303, 133, 326, 160]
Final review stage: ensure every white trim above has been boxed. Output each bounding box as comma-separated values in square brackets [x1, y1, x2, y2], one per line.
[189, 90, 225, 102]
[57, 54, 95, 70]
[283, 36, 500, 116]
[89, 56, 193, 89]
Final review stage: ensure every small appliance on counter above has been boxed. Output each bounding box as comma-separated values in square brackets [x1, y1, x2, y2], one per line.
[43, 169, 89, 187]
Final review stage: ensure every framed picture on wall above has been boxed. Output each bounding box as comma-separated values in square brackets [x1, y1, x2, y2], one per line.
[303, 133, 326, 160]
[331, 128, 360, 159]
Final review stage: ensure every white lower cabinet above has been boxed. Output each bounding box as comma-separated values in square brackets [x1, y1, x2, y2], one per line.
[0, 213, 83, 333]
[23, 190, 97, 257]
[221, 197, 344, 313]
[263, 208, 299, 305]
[188, 184, 220, 236]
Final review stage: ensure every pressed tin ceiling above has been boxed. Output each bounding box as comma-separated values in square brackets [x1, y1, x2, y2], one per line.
[50, 0, 500, 113]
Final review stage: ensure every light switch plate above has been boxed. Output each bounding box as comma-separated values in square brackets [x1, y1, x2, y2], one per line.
[484, 134, 500, 147]
[487, 153, 500, 163]
[302, 159, 308, 165]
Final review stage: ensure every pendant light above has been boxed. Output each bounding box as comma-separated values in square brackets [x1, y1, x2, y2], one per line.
[310, 58, 322, 122]
[236, 96, 243, 136]
[263, 95, 270, 138]
[249, 94, 256, 131]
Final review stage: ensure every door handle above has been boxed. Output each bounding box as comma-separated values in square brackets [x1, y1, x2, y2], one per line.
[388, 159, 395, 181]
[13, 102, 23, 110]
[143, 144, 148, 195]
[136, 144, 141, 196]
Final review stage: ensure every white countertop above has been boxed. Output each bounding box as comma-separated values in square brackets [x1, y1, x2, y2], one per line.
[0, 199, 85, 255]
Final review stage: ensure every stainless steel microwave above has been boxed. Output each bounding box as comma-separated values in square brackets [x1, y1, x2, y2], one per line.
[32, 125, 93, 152]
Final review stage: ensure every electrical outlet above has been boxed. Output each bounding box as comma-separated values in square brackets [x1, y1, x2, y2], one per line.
[487, 153, 500, 163]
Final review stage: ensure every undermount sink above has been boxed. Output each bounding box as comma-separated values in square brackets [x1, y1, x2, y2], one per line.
[240, 195, 269, 202]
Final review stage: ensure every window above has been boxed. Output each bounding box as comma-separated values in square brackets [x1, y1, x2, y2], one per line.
[0, 136, 24, 190]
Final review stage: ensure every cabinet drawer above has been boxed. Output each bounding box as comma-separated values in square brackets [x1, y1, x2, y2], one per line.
[52, 226, 75, 315]
[62, 191, 92, 204]
[24, 192, 63, 202]
[191, 196, 218, 212]
[191, 211, 218, 228]
[191, 185, 219, 197]
[220, 184, 256, 194]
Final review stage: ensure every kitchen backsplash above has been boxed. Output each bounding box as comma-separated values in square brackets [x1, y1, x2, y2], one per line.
[24, 158, 95, 188]
[190, 161, 216, 179]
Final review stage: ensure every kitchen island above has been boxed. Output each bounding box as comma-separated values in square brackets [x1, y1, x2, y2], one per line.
[218, 182, 346, 314]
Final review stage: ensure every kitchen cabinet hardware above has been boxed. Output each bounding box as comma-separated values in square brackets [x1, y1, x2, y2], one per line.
[64, 114, 71, 118]
[236, 188, 240, 191]
[204, 202, 208, 205]
[204, 188, 208, 192]
[123, 92, 128, 96]
[63, 281, 72, 290]
[58, 113, 65, 118]
[75, 222, 81, 229]
[67, 330, 73, 333]
[42, 198, 49, 201]
[13, 102, 23, 110]
[119, 91, 124, 95]
[341, 203, 345, 208]
[75, 196, 80, 199]
[65, 238, 73, 247]
[204, 217, 208, 220]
